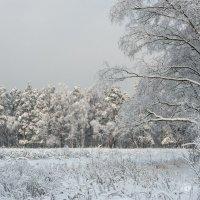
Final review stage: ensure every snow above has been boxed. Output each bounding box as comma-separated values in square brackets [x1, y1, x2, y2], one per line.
[0, 148, 198, 200]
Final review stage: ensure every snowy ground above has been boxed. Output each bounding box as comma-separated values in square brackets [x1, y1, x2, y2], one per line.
[0, 148, 198, 200]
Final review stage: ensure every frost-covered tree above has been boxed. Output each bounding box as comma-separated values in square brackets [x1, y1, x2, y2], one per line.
[15, 84, 41, 147]
[100, 0, 200, 146]
[0, 87, 19, 146]
[89, 86, 128, 147]
[36, 85, 70, 148]
[63, 87, 89, 147]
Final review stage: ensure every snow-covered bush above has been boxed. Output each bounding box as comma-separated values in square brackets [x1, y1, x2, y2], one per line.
[0, 161, 59, 200]
[0, 148, 197, 200]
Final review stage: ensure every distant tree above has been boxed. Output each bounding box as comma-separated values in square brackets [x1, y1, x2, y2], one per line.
[63, 87, 89, 147]
[0, 87, 19, 147]
[89, 86, 128, 147]
[39, 85, 69, 148]
[16, 84, 40, 147]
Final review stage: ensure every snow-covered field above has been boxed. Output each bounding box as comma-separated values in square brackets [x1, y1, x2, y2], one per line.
[0, 148, 198, 200]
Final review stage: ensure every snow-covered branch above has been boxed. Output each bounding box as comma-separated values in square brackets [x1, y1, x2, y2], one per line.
[147, 110, 198, 124]
[104, 68, 200, 87]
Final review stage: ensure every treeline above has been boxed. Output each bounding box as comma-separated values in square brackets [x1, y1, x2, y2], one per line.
[0, 84, 129, 148]
[0, 84, 192, 148]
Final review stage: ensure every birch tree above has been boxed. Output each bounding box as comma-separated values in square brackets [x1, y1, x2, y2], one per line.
[101, 0, 200, 146]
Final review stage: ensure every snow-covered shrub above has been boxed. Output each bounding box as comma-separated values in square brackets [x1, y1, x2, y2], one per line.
[0, 161, 59, 200]
[0, 148, 199, 199]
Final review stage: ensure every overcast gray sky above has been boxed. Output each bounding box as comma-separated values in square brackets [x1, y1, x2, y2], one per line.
[0, 0, 132, 89]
